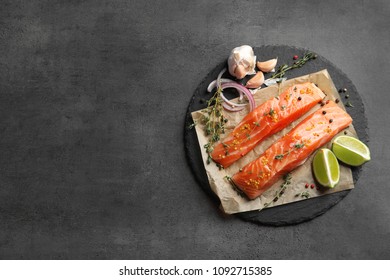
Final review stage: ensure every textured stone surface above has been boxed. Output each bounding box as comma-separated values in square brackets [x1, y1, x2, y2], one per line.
[0, 0, 389, 259]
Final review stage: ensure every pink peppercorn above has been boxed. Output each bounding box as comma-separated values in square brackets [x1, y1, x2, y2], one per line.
[293, 55, 298, 60]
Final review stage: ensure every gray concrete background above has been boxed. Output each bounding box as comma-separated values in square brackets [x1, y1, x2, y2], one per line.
[0, 0, 389, 259]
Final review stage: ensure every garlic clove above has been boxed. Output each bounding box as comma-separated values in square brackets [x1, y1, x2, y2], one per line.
[234, 64, 247, 80]
[245, 71, 265, 88]
[257, 58, 278, 73]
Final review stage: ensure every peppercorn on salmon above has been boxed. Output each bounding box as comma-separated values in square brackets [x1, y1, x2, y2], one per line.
[231, 101, 352, 200]
[211, 82, 325, 168]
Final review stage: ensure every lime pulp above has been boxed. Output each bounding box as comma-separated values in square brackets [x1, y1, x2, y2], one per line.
[313, 148, 340, 188]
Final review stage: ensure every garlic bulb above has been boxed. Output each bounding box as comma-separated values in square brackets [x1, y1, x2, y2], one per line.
[228, 45, 256, 79]
[257, 58, 278, 73]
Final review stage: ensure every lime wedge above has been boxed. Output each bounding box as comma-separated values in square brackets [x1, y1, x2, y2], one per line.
[332, 135, 370, 166]
[313, 148, 340, 188]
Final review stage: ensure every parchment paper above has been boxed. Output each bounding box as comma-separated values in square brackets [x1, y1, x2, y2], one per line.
[191, 69, 356, 214]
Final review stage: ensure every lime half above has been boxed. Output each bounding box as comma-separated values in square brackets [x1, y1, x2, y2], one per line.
[332, 135, 370, 166]
[313, 148, 340, 188]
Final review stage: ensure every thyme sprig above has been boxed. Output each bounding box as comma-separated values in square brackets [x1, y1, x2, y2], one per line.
[264, 108, 276, 118]
[201, 86, 227, 164]
[263, 173, 292, 208]
[274, 141, 307, 160]
[188, 121, 197, 129]
[271, 52, 317, 80]
[225, 175, 246, 197]
[345, 101, 354, 108]
[296, 191, 310, 199]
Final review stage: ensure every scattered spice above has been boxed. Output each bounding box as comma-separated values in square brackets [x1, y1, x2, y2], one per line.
[344, 131, 348, 135]
[297, 96, 302, 101]
[293, 55, 299, 60]
[329, 119, 333, 123]
[322, 110, 327, 115]
[326, 100, 330, 104]
[345, 101, 354, 107]
[345, 94, 350, 99]
[310, 184, 315, 189]
[335, 98, 340, 103]
[305, 183, 309, 188]
[343, 88, 348, 93]
[264, 108, 278, 122]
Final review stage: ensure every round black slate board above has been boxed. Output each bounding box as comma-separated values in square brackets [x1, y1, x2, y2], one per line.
[184, 45, 369, 226]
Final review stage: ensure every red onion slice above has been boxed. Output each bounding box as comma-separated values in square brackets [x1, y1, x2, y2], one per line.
[220, 92, 247, 107]
[207, 78, 235, 92]
[216, 68, 226, 89]
[220, 82, 256, 112]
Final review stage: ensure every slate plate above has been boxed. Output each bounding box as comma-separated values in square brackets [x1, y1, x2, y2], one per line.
[184, 45, 368, 226]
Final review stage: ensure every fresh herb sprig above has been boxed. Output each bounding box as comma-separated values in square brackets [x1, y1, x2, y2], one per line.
[225, 175, 247, 197]
[345, 101, 354, 108]
[201, 87, 227, 164]
[263, 173, 292, 208]
[296, 191, 310, 199]
[188, 121, 197, 129]
[271, 53, 317, 80]
[274, 141, 306, 160]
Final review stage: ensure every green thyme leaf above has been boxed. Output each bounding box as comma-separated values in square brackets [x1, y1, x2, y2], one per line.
[345, 101, 354, 107]
[275, 154, 284, 160]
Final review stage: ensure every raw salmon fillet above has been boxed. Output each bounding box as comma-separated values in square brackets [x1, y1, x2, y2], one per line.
[211, 82, 325, 168]
[231, 101, 352, 199]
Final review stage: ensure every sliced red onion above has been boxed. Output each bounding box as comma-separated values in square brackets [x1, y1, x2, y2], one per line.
[208, 69, 245, 102]
[206, 71, 253, 112]
[207, 78, 235, 92]
[220, 92, 247, 107]
[216, 68, 226, 89]
[220, 82, 256, 112]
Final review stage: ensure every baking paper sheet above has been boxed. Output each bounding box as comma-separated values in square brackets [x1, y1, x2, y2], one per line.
[191, 69, 355, 214]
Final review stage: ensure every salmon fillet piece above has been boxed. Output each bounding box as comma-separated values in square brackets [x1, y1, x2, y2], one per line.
[231, 101, 352, 200]
[211, 82, 325, 168]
